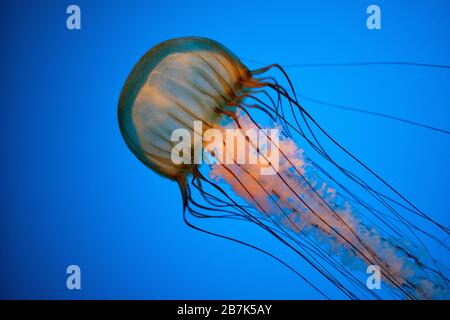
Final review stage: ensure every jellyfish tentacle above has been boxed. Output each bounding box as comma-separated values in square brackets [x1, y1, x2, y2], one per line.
[273, 82, 449, 235]
[191, 165, 360, 299]
[183, 183, 331, 299]
[218, 107, 422, 298]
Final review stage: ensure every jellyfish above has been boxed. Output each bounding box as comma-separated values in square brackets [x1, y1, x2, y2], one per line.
[118, 37, 449, 299]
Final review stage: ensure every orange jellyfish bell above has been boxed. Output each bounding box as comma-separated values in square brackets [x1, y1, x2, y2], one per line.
[118, 37, 251, 187]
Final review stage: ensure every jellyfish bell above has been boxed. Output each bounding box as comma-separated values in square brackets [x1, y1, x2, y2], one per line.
[118, 37, 251, 184]
[118, 37, 449, 299]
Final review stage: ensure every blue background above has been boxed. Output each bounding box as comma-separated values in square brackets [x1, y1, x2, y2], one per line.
[1, 0, 449, 299]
